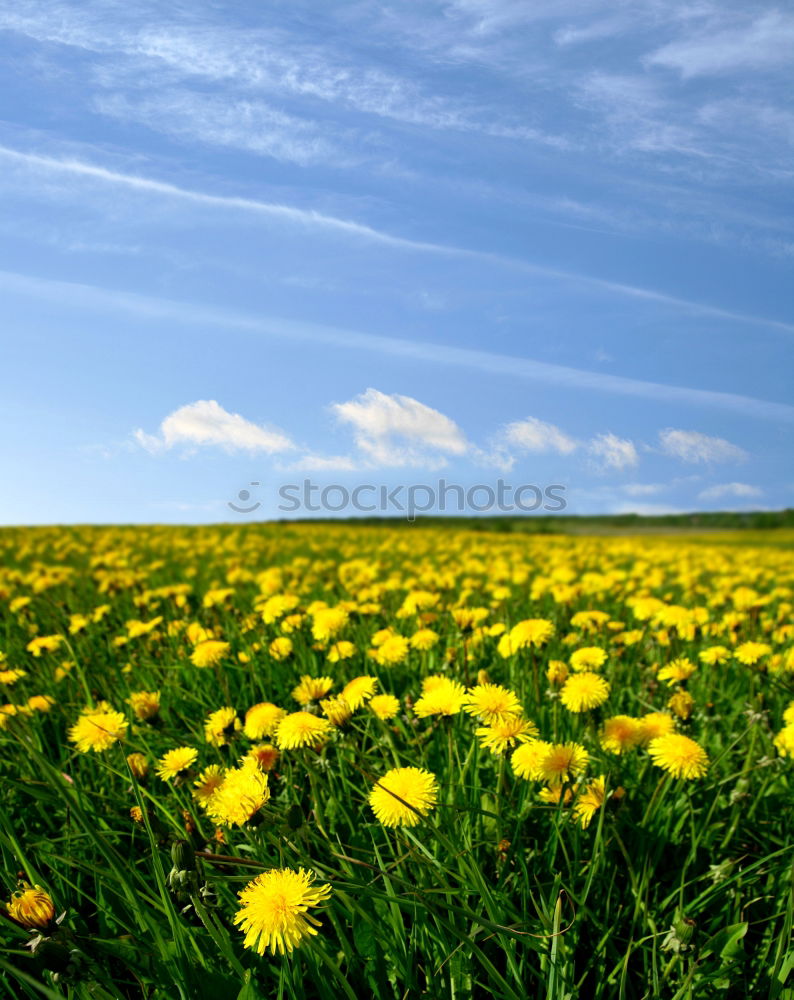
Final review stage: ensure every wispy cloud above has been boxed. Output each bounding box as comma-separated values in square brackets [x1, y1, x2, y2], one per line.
[621, 482, 666, 497]
[2, 268, 792, 423]
[2, 143, 793, 334]
[609, 501, 685, 516]
[647, 11, 794, 78]
[0, 5, 566, 146]
[659, 429, 747, 464]
[698, 482, 762, 501]
[588, 432, 638, 471]
[94, 91, 350, 167]
[285, 454, 358, 472]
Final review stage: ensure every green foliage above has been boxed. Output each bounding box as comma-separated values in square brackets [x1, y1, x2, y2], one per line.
[0, 523, 792, 999]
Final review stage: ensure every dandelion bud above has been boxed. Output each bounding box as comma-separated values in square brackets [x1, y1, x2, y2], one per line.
[6, 884, 55, 930]
[171, 839, 196, 873]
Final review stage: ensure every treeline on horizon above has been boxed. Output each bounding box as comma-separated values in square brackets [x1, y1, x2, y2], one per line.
[283, 509, 794, 532]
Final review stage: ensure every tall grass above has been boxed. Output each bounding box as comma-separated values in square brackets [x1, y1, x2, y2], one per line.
[0, 524, 792, 999]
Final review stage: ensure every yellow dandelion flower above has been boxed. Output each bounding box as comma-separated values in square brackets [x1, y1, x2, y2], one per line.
[321, 695, 352, 727]
[128, 690, 161, 721]
[275, 711, 332, 750]
[600, 715, 642, 754]
[205, 759, 270, 826]
[0, 669, 26, 685]
[68, 709, 128, 753]
[370, 694, 400, 720]
[639, 711, 675, 744]
[369, 766, 438, 827]
[269, 637, 293, 661]
[190, 640, 230, 668]
[452, 607, 489, 631]
[560, 672, 610, 713]
[734, 641, 772, 666]
[126, 752, 149, 780]
[546, 660, 569, 685]
[192, 764, 226, 805]
[292, 675, 334, 705]
[26, 635, 63, 657]
[462, 683, 522, 724]
[341, 675, 377, 709]
[27, 694, 55, 712]
[327, 640, 356, 663]
[311, 607, 349, 643]
[511, 739, 553, 781]
[476, 716, 538, 755]
[7, 884, 55, 929]
[421, 674, 449, 693]
[574, 776, 607, 828]
[699, 645, 730, 665]
[667, 689, 694, 720]
[370, 635, 410, 666]
[499, 618, 554, 657]
[539, 742, 589, 786]
[234, 868, 331, 955]
[68, 614, 89, 634]
[130, 805, 144, 823]
[658, 657, 696, 685]
[246, 743, 280, 771]
[538, 784, 573, 805]
[280, 613, 305, 634]
[648, 734, 709, 779]
[204, 706, 242, 747]
[414, 678, 466, 718]
[157, 747, 198, 781]
[410, 628, 440, 651]
[244, 702, 286, 740]
[202, 587, 234, 609]
[773, 723, 794, 758]
[260, 593, 299, 624]
[569, 647, 607, 672]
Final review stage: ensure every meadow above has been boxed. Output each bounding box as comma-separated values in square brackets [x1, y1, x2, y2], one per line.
[1, 522, 792, 999]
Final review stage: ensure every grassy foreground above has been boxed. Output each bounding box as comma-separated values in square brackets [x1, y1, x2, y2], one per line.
[0, 523, 793, 999]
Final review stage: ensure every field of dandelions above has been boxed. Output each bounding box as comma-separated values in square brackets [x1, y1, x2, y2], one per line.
[1, 523, 793, 999]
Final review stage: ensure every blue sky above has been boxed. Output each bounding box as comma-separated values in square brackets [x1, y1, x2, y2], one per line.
[0, 0, 792, 523]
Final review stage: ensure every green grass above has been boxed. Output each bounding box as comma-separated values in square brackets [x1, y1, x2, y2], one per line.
[0, 523, 792, 999]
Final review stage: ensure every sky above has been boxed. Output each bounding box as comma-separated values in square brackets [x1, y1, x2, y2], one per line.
[0, 0, 792, 523]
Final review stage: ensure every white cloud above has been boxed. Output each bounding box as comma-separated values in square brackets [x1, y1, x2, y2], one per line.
[621, 483, 665, 497]
[589, 433, 638, 471]
[287, 454, 358, 472]
[648, 12, 794, 78]
[3, 268, 794, 425]
[331, 388, 468, 467]
[134, 400, 294, 454]
[95, 92, 347, 167]
[502, 417, 578, 454]
[698, 482, 763, 501]
[3, 143, 794, 337]
[610, 502, 684, 516]
[659, 428, 747, 464]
